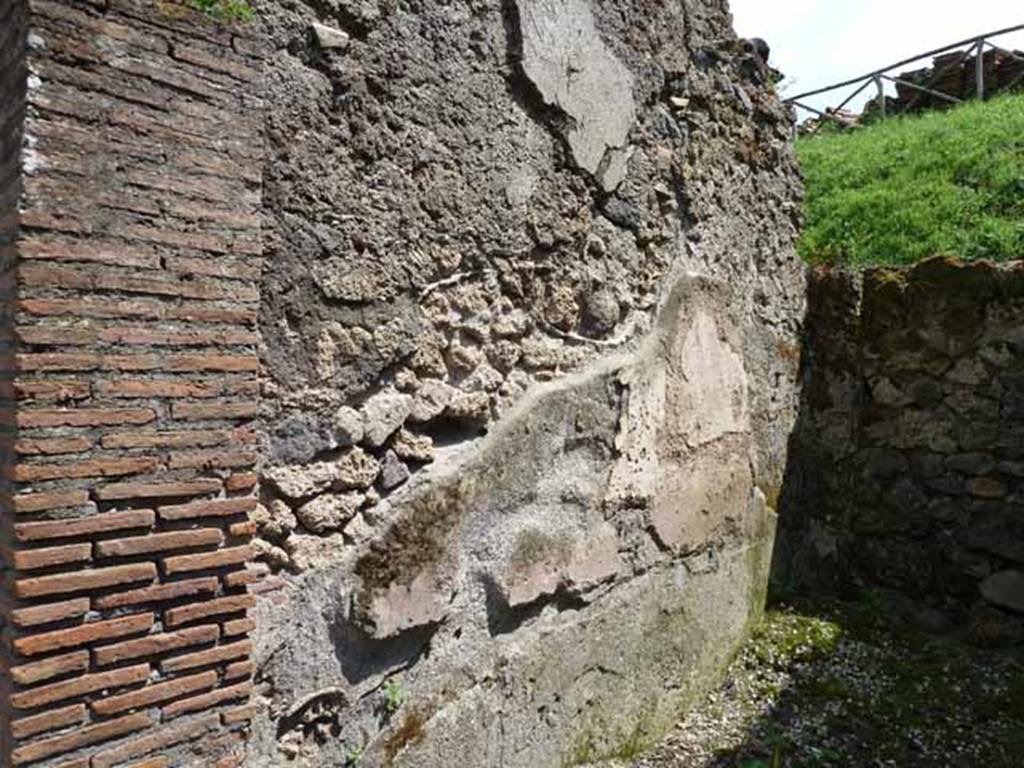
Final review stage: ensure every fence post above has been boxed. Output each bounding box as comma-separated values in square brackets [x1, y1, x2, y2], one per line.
[874, 75, 886, 119]
[976, 38, 986, 100]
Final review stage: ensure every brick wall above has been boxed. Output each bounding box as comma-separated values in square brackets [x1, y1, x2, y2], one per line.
[1, 2, 263, 766]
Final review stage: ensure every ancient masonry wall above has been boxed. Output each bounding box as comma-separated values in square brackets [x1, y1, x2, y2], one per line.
[1, 2, 262, 767]
[778, 258, 1024, 640]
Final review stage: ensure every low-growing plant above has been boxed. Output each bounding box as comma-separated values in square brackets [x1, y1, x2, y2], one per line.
[382, 679, 404, 715]
[187, 0, 254, 22]
[344, 743, 365, 766]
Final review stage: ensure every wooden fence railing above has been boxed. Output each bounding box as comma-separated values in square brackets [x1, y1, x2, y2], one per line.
[784, 22, 1024, 132]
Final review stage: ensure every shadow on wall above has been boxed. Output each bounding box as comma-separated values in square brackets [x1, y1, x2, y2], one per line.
[771, 256, 1024, 642]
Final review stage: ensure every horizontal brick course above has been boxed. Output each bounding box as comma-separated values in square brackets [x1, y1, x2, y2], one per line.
[11, 663, 150, 709]
[16, 407, 156, 428]
[11, 542, 91, 571]
[12, 712, 153, 766]
[162, 680, 252, 719]
[10, 455, 158, 481]
[92, 669, 217, 716]
[14, 435, 93, 454]
[14, 563, 156, 599]
[95, 478, 222, 501]
[10, 703, 85, 739]
[158, 496, 256, 521]
[95, 528, 224, 558]
[11, 597, 90, 628]
[14, 613, 154, 656]
[15, 509, 155, 542]
[94, 624, 220, 666]
[162, 545, 252, 575]
[11, 489, 89, 513]
[161, 639, 251, 673]
[221, 617, 256, 638]
[92, 576, 219, 611]
[10, 651, 90, 686]
[223, 660, 255, 682]
[165, 595, 255, 628]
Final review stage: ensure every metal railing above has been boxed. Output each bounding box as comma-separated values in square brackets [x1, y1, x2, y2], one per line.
[784, 22, 1024, 132]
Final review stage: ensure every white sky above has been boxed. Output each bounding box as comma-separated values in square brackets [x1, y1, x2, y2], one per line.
[729, 0, 1024, 116]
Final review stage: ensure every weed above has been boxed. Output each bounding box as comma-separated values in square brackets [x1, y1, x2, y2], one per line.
[187, 0, 254, 22]
[344, 743, 365, 766]
[382, 679, 404, 715]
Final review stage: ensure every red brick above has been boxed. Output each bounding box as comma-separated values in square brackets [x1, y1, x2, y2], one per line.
[98, 327, 259, 346]
[225, 472, 257, 491]
[10, 650, 89, 686]
[19, 262, 257, 302]
[228, 520, 257, 538]
[16, 352, 101, 371]
[11, 489, 89, 513]
[91, 669, 218, 716]
[96, 528, 224, 558]
[165, 255, 259, 281]
[161, 639, 251, 673]
[16, 326, 97, 345]
[11, 703, 85, 739]
[11, 379, 90, 401]
[173, 42, 260, 83]
[11, 597, 90, 628]
[91, 712, 218, 768]
[222, 704, 254, 725]
[223, 660, 255, 681]
[94, 624, 220, 666]
[165, 594, 255, 627]
[18, 297, 255, 325]
[14, 435, 93, 454]
[17, 236, 162, 269]
[165, 354, 258, 372]
[12, 542, 92, 570]
[15, 509, 154, 542]
[171, 402, 258, 420]
[12, 711, 152, 766]
[14, 563, 156, 599]
[222, 564, 268, 588]
[95, 379, 222, 399]
[221, 617, 256, 637]
[163, 680, 252, 719]
[95, 478, 222, 501]
[158, 496, 256, 521]
[162, 545, 252, 575]
[168, 450, 257, 470]
[93, 576, 219, 610]
[102, 429, 234, 449]
[14, 613, 154, 656]
[9, 455, 158, 481]
[16, 407, 155, 428]
[11, 663, 150, 709]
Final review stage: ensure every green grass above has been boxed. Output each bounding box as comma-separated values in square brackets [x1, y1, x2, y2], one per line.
[797, 93, 1024, 267]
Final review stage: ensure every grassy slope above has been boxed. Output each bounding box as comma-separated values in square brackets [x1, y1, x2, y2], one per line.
[797, 93, 1024, 267]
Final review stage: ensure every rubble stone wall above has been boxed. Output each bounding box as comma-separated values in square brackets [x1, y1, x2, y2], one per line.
[1, 2, 262, 766]
[249, 0, 805, 766]
[778, 258, 1024, 638]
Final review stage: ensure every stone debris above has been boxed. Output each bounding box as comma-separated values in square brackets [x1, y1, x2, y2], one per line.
[311, 22, 350, 50]
[379, 450, 410, 490]
[361, 389, 413, 447]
